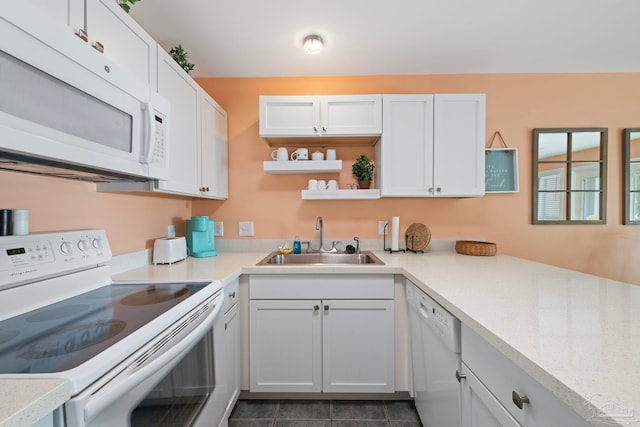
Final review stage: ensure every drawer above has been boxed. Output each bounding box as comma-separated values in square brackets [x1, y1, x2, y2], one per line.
[461, 324, 588, 427]
[249, 274, 394, 299]
[222, 278, 239, 313]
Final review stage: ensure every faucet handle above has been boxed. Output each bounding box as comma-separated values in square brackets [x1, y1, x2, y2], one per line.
[353, 237, 360, 253]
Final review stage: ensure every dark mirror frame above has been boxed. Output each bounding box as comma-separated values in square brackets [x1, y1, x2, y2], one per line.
[623, 128, 640, 225]
[532, 128, 608, 225]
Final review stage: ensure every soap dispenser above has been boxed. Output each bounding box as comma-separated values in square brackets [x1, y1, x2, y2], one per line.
[293, 233, 301, 254]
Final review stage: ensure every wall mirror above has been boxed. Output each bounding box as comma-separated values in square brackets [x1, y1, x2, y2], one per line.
[533, 128, 607, 224]
[623, 128, 640, 224]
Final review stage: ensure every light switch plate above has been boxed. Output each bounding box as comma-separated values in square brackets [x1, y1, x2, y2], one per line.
[214, 221, 224, 236]
[239, 221, 254, 236]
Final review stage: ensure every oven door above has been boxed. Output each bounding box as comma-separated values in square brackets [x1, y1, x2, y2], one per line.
[64, 291, 223, 427]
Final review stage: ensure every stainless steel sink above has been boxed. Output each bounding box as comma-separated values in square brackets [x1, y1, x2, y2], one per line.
[257, 251, 385, 266]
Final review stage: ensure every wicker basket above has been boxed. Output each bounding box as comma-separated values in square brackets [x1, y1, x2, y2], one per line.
[455, 240, 497, 256]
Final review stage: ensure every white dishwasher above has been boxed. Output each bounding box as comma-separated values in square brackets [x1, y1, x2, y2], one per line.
[406, 281, 462, 427]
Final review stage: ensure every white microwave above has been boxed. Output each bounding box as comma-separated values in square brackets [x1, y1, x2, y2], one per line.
[0, 5, 170, 182]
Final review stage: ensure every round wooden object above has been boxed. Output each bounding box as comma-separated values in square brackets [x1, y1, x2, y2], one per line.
[405, 223, 431, 251]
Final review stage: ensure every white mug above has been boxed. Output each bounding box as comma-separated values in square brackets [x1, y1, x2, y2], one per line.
[328, 180, 338, 191]
[308, 179, 319, 191]
[291, 148, 309, 161]
[317, 179, 327, 191]
[311, 150, 324, 161]
[326, 149, 337, 161]
[271, 147, 288, 161]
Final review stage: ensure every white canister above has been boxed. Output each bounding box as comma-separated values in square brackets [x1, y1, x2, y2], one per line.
[325, 149, 337, 161]
[311, 151, 324, 161]
[317, 180, 327, 191]
[327, 180, 338, 191]
[12, 209, 29, 235]
[308, 179, 319, 191]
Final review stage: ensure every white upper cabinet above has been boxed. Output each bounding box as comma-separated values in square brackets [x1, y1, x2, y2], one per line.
[27, 0, 157, 87]
[259, 95, 382, 142]
[155, 47, 200, 196]
[200, 91, 229, 200]
[376, 94, 486, 197]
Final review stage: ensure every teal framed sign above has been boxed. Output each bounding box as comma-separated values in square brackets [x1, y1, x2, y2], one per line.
[485, 148, 519, 193]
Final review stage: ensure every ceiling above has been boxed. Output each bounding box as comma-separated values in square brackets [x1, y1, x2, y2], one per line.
[129, 0, 640, 78]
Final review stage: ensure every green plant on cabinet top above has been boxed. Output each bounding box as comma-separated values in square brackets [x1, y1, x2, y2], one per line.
[169, 44, 195, 74]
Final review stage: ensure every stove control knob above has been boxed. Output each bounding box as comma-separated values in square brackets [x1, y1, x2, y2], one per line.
[77, 240, 89, 251]
[92, 238, 103, 249]
[60, 241, 74, 255]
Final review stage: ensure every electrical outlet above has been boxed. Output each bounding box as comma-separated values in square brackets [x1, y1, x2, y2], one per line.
[378, 220, 388, 235]
[239, 221, 254, 236]
[214, 221, 224, 236]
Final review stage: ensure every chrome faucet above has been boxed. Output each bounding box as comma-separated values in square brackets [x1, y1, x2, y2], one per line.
[314, 216, 338, 252]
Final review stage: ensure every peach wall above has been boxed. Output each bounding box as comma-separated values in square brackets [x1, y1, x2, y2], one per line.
[195, 73, 640, 284]
[0, 172, 191, 254]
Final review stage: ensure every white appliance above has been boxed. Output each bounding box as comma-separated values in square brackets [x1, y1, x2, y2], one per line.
[0, 4, 170, 182]
[0, 230, 225, 427]
[406, 281, 462, 426]
[153, 237, 188, 264]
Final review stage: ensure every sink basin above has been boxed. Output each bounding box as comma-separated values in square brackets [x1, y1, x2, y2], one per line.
[257, 251, 385, 266]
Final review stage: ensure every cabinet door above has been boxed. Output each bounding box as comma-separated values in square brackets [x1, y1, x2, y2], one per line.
[259, 96, 320, 137]
[322, 299, 395, 393]
[84, 0, 157, 87]
[156, 47, 200, 195]
[321, 95, 382, 136]
[378, 95, 435, 197]
[460, 364, 521, 427]
[222, 302, 240, 421]
[200, 91, 228, 199]
[26, 0, 84, 37]
[433, 94, 486, 197]
[249, 300, 322, 392]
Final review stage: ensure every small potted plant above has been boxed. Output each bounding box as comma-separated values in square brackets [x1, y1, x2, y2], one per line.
[351, 154, 375, 189]
[118, 0, 141, 13]
[169, 44, 195, 74]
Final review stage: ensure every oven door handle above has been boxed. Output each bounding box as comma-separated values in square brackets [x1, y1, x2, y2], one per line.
[77, 291, 224, 425]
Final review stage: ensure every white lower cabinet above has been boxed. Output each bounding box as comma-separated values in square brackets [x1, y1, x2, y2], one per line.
[460, 324, 589, 427]
[216, 279, 240, 427]
[460, 362, 521, 427]
[249, 274, 394, 393]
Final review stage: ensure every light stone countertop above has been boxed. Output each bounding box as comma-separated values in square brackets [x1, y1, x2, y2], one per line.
[113, 248, 640, 427]
[4, 246, 638, 427]
[0, 379, 70, 427]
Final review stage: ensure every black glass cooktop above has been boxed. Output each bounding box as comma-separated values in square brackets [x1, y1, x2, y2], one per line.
[0, 282, 209, 374]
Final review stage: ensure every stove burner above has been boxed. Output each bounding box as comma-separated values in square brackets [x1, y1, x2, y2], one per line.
[120, 285, 189, 306]
[26, 304, 91, 322]
[18, 320, 126, 359]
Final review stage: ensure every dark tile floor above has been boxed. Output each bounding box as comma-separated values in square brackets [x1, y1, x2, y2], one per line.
[229, 400, 422, 427]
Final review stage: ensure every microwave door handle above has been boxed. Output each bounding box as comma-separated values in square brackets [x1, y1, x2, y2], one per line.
[140, 102, 156, 164]
[80, 291, 224, 424]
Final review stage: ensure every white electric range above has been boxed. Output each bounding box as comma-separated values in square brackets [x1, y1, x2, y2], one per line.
[0, 230, 224, 427]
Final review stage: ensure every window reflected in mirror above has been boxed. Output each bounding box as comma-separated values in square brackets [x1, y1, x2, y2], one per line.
[533, 128, 607, 224]
[623, 128, 640, 224]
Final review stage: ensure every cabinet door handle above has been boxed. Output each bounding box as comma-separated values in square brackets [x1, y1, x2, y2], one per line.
[455, 370, 466, 383]
[313, 305, 320, 311]
[229, 292, 236, 298]
[324, 305, 329, 311]
[313, 126, 318, 133]
[92, 41, 105, 53]
[75, 28, 89, 42]
[428, 187, 434, 193]
[322, 126, 327, 132]
[512, 391, 530, 410]
[436, 187, 442, 193]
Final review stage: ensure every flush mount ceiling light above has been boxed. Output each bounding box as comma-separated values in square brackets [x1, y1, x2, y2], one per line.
[303, 34, 324, 54]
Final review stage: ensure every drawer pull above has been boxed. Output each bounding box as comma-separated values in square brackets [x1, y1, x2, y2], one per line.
[455, 370, 466, 383]
[313, 305, 320, 311]
[512, 391, 530, 410]
[324, 305, 330, 311]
